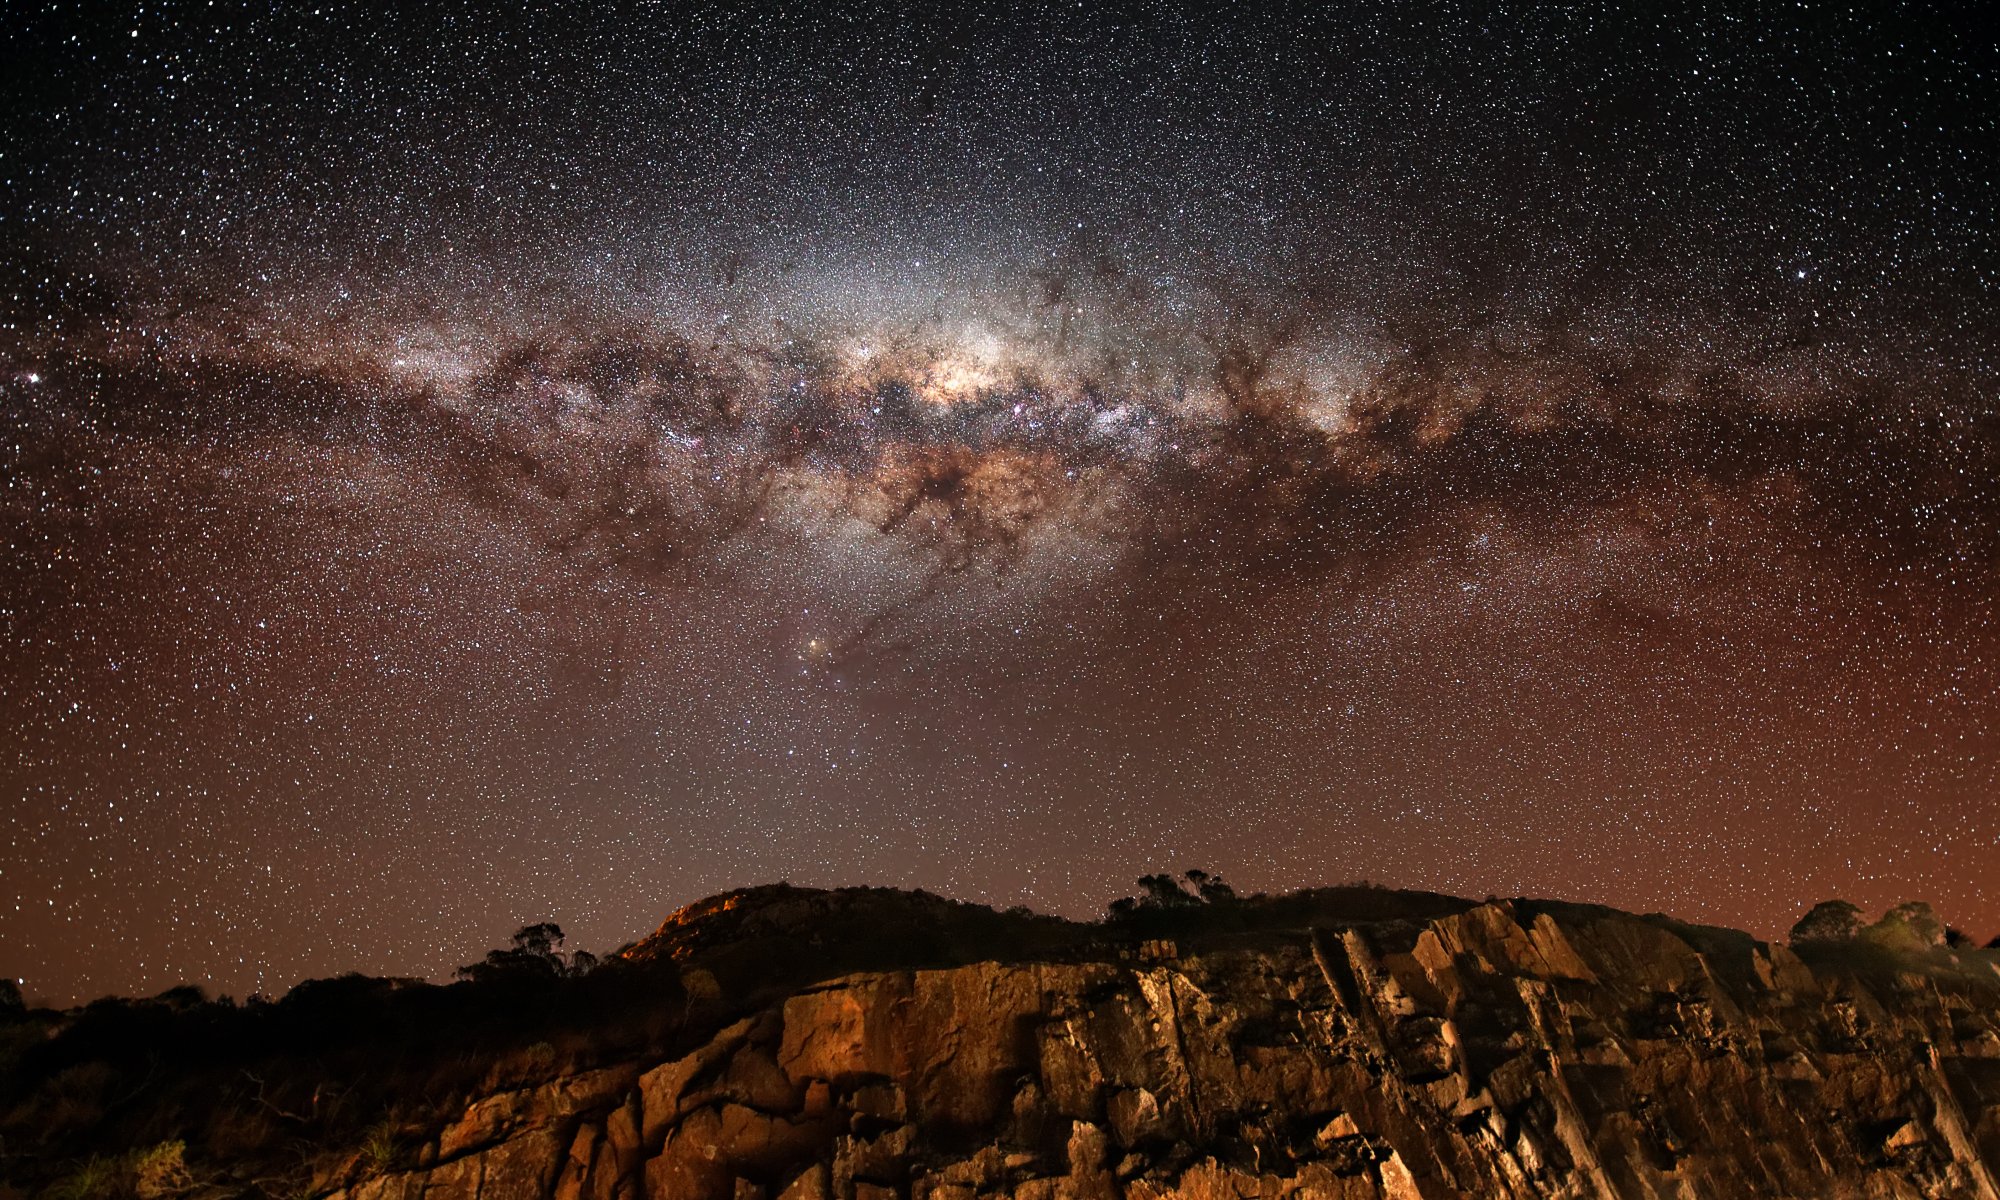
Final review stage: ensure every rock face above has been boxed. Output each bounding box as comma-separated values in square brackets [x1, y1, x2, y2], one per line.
[325, 899, 2000, 1200]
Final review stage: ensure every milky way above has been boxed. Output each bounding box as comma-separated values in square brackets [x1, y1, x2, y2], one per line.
[2, 3, 1997, 1003]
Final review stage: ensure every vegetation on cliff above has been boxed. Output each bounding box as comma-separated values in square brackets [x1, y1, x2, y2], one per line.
[1, 881, 1995, 1198]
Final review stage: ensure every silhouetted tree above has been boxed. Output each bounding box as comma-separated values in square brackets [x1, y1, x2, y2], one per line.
[1137, 873, 1202, 908]
[515, 922, 564, 959]
[152, 984, 209, 1011]
[0, 977, 22, 1019]
[1945, 927, 1974, 949]
[1788, 900, 1864, 945]
[1109, 869, 1237, 918]
[1185, 869, 1237, 904]
[458, 923, 597, 982]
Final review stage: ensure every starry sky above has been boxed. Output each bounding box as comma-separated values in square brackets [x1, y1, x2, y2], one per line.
[2, 2, 1996, 1004]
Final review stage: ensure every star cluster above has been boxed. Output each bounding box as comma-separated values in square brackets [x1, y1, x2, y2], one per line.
[2, 2, 1996, 1003]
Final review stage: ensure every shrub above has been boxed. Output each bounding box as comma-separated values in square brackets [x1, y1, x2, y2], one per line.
[522, 1041, 557, 1072]
[1870, 901, 1945, 950]
[359, 1119, 401, 1172]
[130, 1140, 192, 1199]
[1788, 900, 1864, 946]
[43, 1155, 120, 1200]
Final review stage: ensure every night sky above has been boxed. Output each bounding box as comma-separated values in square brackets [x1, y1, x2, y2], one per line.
[2, 3, 1996, 1005]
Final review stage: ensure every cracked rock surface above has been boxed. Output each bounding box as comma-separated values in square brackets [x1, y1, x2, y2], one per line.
[322, 897, 2000, 1200]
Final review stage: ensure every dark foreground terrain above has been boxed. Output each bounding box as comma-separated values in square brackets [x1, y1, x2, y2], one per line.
[4, 883, 2000, 1199]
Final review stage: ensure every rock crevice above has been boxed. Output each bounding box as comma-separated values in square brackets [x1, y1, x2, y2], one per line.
[329, 902, 2000, 1200]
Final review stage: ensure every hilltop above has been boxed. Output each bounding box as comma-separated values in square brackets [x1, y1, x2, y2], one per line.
[3, 882, 1998, 1199]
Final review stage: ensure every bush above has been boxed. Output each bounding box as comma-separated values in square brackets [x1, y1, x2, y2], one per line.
[359, 1119, 401, 1172]
[131, 1140, 192, 1199]
[522, 1041, 558, 1073]
[1869, 901, 1945, 950]
[37, 1141, 191, 1200]
[1788, 900, 1864, 946]
[43, 1155, 120, 1200]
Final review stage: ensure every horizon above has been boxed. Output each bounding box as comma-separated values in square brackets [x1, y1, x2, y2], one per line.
[8, 877, 1991, 1011]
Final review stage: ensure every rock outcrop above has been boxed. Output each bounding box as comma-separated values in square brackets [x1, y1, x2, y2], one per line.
[320, 898, 2000, 1200]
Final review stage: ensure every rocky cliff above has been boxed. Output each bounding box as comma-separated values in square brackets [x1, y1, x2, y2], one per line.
[325, 894, 2000, 1200]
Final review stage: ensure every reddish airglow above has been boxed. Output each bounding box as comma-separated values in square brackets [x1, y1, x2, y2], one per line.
[2, 2, 1993, 1006]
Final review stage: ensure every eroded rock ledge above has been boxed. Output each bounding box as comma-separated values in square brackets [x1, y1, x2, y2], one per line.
[325, 900, 2000, 1200]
